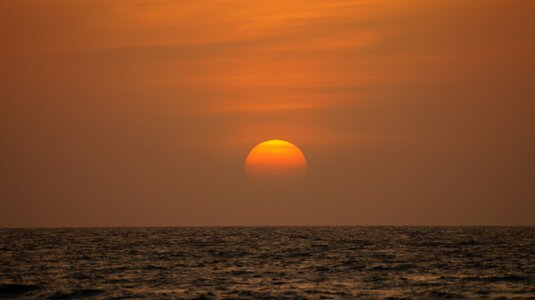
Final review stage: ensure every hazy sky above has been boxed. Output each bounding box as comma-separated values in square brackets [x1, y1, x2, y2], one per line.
[1, 0, 534, 227]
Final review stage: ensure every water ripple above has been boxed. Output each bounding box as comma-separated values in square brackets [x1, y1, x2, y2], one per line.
[0, 227, 534, 299]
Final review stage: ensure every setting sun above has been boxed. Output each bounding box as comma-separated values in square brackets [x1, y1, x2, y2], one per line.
[245, 140, 307, 181]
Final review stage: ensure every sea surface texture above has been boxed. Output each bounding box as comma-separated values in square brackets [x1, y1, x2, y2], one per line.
[0, 227, 534, 299]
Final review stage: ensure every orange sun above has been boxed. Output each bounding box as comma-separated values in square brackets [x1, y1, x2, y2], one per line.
[245, 140, 307, 181]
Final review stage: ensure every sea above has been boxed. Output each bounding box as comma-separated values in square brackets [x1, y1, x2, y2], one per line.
[0, 227, 534, 299]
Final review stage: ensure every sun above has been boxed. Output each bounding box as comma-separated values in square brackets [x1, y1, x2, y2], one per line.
[245, 140, 307, 181]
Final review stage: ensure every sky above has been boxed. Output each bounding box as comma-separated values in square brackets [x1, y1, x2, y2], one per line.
[1, 0, 534, 227]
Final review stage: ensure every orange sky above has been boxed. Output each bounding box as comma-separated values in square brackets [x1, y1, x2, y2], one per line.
[1, 0, 534, 226]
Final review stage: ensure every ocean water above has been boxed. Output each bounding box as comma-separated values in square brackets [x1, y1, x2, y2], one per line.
[0, 227, 534, 299]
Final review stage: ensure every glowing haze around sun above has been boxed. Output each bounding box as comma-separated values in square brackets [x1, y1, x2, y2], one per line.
[245, 140, 307, 182]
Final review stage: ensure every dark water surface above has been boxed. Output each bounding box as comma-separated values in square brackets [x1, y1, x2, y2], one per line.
[0, 227, 534, 299]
